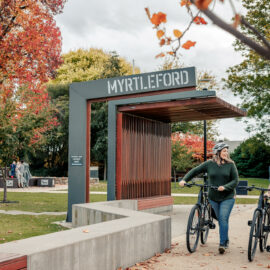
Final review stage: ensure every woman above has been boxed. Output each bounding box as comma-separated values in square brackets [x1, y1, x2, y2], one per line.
[179, 142, 239, 254]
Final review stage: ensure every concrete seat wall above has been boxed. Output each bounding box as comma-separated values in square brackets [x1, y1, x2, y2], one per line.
[0, 200, 171, 270]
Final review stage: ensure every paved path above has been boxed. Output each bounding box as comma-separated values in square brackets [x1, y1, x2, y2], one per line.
[130, 204, 270, 270]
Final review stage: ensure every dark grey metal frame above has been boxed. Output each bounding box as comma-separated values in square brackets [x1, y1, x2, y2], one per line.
[67, 67, 197, 221]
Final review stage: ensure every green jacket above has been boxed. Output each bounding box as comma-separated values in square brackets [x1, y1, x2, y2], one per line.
[182, 160, 239, 202]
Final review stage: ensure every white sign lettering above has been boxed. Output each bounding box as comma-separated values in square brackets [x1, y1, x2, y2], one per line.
[107, 70, 190, 95]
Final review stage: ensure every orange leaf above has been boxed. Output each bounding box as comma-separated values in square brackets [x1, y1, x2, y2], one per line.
[195, 0, 212, 10]
[180, 0, 191, 6]
[193, 16, 207, 25]
[155, 52, 165, 58]
[157, 30, 165, 39]
[173, 29, 182, 38]
[182, 40, 196, 49]
[150, 12, 167, 26]
[159, 38, 165, 46]
[167, 51, 175, 55]
[82, 229, 89, 233]
[145, 7, 151, 20]
[232, 14, 241, 28]
[166, 37, 172, 45]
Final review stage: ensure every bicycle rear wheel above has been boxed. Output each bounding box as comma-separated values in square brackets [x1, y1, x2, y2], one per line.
[248, 209, 262, 261]
[200, 203, 211, 244]
[186, 205, 201, 253]
[260, 208, 270, 252]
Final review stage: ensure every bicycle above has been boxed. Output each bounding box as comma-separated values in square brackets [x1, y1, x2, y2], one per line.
[183, 182, 218, 253]
[241, 185, 270, 261]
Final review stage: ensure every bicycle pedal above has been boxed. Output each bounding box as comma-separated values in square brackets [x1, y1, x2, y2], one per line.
[267, 246, 270, 252]
[248, 220, 252, 226]
[209, 223, 216, 229]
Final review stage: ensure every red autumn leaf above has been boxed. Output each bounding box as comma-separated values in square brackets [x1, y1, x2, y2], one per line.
[155, 52, 165, 58]
[166, 37, 172, 45]
[150, 12, 167, 26]
[195, 0, 212, 10]
[182, 40, 196, 49]
[159, 38, 165, 46]
[232, 14, 241, 28]
[194, 16, 207, 25]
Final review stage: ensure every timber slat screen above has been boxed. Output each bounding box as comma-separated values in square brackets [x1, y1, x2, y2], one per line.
[116, 113, 171, 199]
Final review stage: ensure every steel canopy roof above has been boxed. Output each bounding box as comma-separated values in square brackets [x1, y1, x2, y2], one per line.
[118, 96, 247, 122]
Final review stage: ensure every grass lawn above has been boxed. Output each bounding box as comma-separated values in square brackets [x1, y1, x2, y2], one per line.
[94, 178, 269, 195]
[0, 192, 107, 212]
[0, 214, 67, 244]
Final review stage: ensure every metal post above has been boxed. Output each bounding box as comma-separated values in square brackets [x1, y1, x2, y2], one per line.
[203, 88, 207, 184]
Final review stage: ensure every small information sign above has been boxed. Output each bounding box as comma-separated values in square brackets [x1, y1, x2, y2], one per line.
[6, 180, 13, 187]
[41, 179, 49, 186]
[71, 155, 83, 166]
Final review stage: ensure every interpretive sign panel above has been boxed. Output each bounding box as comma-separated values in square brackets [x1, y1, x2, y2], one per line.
[71, 156, 83, 166]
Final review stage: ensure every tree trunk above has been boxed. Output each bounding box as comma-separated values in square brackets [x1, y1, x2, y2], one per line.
[1, 167, 7, 202]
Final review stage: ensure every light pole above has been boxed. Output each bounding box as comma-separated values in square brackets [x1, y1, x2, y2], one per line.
[199, 78, 211, 183]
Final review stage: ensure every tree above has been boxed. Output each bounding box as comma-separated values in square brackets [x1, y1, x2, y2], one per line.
[43, 49, 138, 177]
[224, 0, 270, 143]
[172, 132, 215, 162]
[171, 132, 215, 182]
[171, 141, 194, 181]
[145, 0, 270, 61]
[0, 0, 66, 201]
[231, 136, 270, 178]
[27, 84, 70, 176]
[0, 86, 58, 201]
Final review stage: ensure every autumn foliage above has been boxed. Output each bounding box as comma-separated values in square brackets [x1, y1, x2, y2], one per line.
[145, 0, 270, 61]
[0, 0, 66, 146]
[172, 132, 215, 161]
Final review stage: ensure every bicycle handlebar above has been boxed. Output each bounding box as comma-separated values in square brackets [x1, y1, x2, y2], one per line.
[238, 185, 270, 192]
[184, 182, 219, 190]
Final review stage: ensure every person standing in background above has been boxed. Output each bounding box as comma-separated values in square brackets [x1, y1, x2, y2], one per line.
[10, 161, 16, 178]
[23, 161, 32, 187]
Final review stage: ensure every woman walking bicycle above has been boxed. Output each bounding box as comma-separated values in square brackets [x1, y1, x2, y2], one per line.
[179, 142, 239, 254]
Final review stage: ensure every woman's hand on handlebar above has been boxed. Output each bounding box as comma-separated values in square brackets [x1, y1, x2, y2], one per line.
[179, 180, 186, 187]
[218, 186, 225, 192]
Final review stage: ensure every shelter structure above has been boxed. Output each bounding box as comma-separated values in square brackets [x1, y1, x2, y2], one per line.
[67, 67, 246, 221]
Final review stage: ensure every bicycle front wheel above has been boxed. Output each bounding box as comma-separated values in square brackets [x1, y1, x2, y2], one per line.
[200, 203, 211, 244]
[260, 208, 270, 252]
[186, 205, 201, 253]
[248, 209, 262, 261]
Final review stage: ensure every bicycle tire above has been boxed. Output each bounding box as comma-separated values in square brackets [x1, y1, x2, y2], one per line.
[260, 208, 270, 252]
[200, 203, 211, 244]
[186, 204, 201, 253]
[248, 209, 262, 261]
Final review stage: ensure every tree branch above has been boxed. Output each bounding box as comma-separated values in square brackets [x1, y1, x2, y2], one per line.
[190, 0, 270, 61]
[241, 16, 270, 51]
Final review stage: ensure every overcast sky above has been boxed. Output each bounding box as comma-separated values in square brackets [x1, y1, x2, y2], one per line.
[55, 0, 252, 141]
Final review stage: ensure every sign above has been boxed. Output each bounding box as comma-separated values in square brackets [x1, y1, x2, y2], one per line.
[71, 155, 83, 166]
[6, 180, 13, 187]
[71, 67, 196, 99]
[41, 179, 49, 186]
